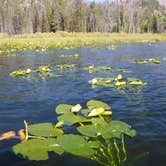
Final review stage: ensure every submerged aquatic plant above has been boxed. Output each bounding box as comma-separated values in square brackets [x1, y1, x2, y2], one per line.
[1, 100, 136, 166]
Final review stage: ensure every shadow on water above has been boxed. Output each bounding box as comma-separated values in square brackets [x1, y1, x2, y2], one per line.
[0, 43, 166, 165]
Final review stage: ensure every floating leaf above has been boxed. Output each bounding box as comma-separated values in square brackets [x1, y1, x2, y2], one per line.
[77, 123, 112, 139]
[115, 81, 126, 86]
[108, 121, 136, 138]
[127, 78, 147, 86]
[81, 109, 91, 116]
[133, 59, 148, 64]
[87, 100, 111, 110]
[13, 138, 64, 161]
[58, 112, 87, 125]
[88, 107, 105, 117]
[55, 120, 64, 128]
[56, 134, 98, 158]
[28, 123, 64, 137]
[101, 111, 112, 116]
[55, 104, 73, 114]
[149, 58, 160, 64]
[77, 120, 136, 139]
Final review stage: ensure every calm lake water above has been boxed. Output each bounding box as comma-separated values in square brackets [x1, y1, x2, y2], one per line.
[0, 43, 166, 166]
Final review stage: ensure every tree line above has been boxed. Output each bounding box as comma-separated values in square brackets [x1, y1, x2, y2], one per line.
[0, 0, 165, 34]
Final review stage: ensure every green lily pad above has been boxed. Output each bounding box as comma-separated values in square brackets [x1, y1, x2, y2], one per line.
[88, 107, 105, 117]
[13, 138, 64, 161]
[87, 100, 111, 110]
[150, 58, 160, 64]
[77, 123, 113, 139]
[81, 109, 91, 116]
[108, 121, 136, 137]
[101, 111, 112, 116]
[77, 120, 136, 139]
[58, 112, 88, 125]
[28, 123, 64, 137]
[56, 134, 98, 158]
[133, 59, 148, 64]
[55, 104, 73, 114]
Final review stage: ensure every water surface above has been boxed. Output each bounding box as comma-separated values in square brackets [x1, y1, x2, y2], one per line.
[0, 43, 166, 166]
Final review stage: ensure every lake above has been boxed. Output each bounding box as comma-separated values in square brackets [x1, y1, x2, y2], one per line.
[0, 43, 165, 166]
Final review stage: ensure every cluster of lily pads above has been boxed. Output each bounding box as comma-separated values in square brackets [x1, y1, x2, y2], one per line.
[88, 74, 147, 89]
[59, 53, 79, 59]
[86, 65, 112, 73]
[94, 44, 117, 51]
[12, 100, 136, 166]
[9, 65, 58, 78]
[9, 64, 76, 78]
[132, 58, 161, 64]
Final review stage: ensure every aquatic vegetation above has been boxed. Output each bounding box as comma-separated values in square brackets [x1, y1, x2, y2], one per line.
[127, 78, 147, 86]
[9, 65, 60, 79]
[86, 65, 112, 73]
[148, 58, 160, 64]
[106, 45, 117, 50]
[10, 69, 33, 77]
[133, 59, 148, 64]
[36, 65, 52, 73]
[116, 69, 132, 73]
[132, 58, 161, 65]
[0, 100, 136, 166]
[57, 64, 75, 70]
[94, 44, 117, 51]
[89, 74, 147, 89]
[0, 33, 165, 52]
[59, 53, 79, 59]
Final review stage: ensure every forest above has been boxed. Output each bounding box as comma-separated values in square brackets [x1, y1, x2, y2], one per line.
[0, 0, 165, 34]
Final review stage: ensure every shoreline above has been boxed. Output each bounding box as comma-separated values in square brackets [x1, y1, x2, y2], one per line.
[0, 32, 166, 52]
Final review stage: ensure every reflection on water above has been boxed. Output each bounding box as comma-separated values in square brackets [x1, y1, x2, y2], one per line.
[0, 43, 166, 165]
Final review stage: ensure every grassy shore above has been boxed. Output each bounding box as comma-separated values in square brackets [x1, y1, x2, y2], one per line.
[0, 32, 166, 52]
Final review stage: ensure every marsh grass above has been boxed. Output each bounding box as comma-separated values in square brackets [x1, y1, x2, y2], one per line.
[0, 32, 166, 52]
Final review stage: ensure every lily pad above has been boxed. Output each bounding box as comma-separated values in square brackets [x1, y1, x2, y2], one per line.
[77, 120, 136, 139]
[55, 104, 73, 114]
[56, 134, 98, 158]
[77, 123, 113, 139]
[13, 138, 64, 161]
[108, 121, 136, 137]
[28, 123, 64, 137]
[149, 58, 160, 64]
[88, 107, 105, 117]
[81, 109, 91, 116]
[87, 100, 111, 110]
[58, 112, 88, 125]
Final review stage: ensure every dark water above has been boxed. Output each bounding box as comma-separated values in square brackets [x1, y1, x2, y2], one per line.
[0, 43, 166, 166]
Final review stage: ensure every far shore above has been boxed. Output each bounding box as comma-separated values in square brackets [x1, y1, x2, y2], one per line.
[0, 32, 166, 52]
